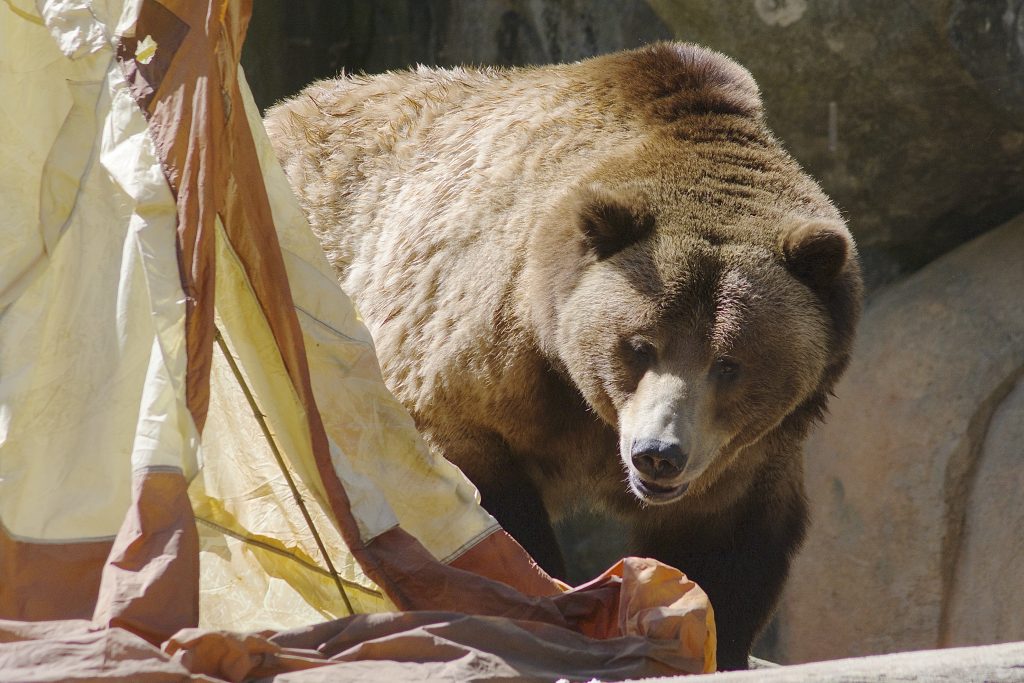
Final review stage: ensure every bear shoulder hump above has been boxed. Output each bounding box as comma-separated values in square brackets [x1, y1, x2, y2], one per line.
[582, 42, 764, 123]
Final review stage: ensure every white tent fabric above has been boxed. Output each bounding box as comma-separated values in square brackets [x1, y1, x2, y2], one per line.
[1, 0, 498, 626]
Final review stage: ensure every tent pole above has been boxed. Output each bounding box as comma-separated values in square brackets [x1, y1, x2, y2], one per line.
[213, 327, 356, 616]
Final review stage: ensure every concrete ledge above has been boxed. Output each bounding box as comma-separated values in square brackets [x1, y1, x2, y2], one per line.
[639, 641, 1024, 682]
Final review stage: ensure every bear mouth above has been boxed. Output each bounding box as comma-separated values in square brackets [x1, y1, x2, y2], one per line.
[629, 473, 689, 504]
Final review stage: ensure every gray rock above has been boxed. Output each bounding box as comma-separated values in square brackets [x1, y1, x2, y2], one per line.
[771, 212, 1024, 662]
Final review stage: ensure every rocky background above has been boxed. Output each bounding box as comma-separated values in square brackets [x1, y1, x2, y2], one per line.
[242, 0, 1024, 665]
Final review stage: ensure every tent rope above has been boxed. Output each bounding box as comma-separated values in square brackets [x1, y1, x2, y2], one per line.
[213, 326, 356, 616]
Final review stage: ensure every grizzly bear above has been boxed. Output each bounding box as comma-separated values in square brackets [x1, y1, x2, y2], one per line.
[265, 42, 862, 669]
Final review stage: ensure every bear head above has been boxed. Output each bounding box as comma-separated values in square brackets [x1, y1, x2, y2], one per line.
[525, 43, 862, 507]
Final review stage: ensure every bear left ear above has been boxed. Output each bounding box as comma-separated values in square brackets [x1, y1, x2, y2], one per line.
[780, 218, 853, 288]
[575, 185, 655, 259]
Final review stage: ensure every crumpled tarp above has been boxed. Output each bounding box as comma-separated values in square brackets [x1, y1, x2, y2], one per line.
[0, 0, 716, 679]
[0, 559, 713, 681]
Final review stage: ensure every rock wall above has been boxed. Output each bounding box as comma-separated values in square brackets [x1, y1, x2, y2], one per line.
[243, 0, 1024, 290]
[646, 0, 1024, 289]
[241, 1, 670, 113]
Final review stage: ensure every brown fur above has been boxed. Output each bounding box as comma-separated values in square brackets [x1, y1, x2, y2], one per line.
[266, 42, 862, 669]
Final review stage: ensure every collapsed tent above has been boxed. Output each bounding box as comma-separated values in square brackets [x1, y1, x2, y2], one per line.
[0, 1, 715, 679]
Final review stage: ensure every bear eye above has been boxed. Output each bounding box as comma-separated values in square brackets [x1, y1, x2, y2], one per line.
[712, 356, 741, 380]
[626, 337, 657, 366]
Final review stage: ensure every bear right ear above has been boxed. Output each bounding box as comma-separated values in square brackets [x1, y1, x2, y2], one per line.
[780, 218, 853, 288]
[575, 185, 655, 259]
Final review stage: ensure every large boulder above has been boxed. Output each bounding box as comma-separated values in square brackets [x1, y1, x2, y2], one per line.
[769, 212, 1024, 662]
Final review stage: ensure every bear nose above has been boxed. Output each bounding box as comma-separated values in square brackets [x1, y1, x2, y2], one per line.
[630, 439, 688, 480]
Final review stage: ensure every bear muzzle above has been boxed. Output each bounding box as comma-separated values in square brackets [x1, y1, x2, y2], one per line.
[628, 438, 691, 503]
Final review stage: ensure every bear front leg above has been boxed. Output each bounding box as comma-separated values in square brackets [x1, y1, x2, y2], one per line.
[473, 467, 567, 581]
[631, 496, 806, 670]
[428, 429, 568, 580]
